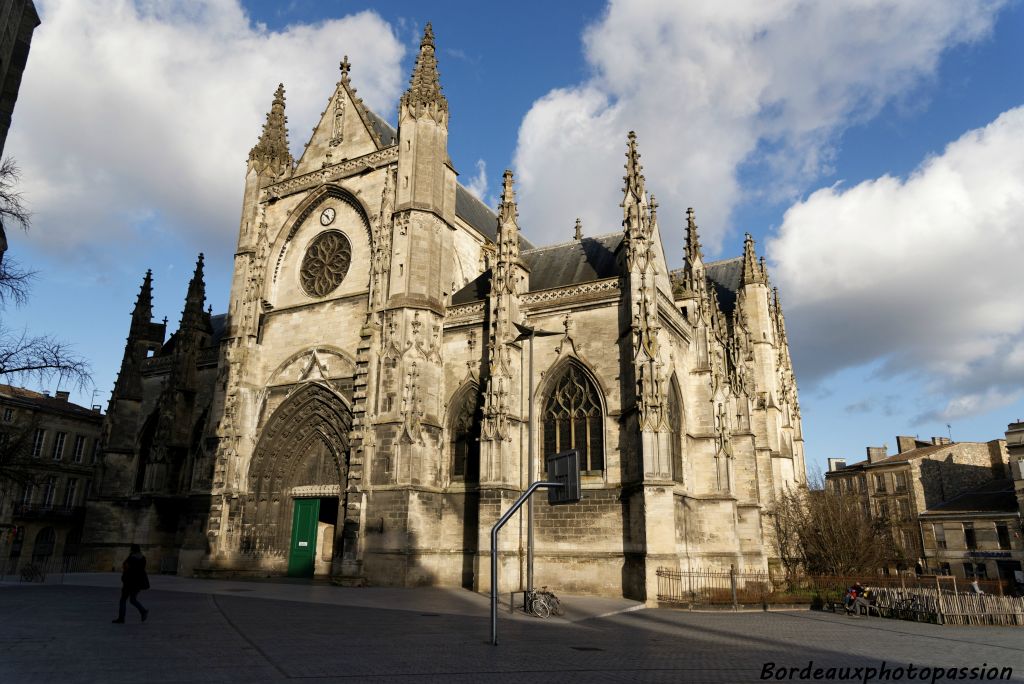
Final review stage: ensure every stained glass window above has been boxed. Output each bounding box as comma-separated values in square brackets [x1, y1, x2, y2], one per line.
[543, 365, 604, 472]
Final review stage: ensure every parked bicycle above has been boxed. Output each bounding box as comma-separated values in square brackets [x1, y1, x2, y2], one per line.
[526, 586, 563, 619]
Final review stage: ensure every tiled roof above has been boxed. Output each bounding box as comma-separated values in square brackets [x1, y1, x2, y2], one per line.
[920, 479, 1019, 515]
[0, 384, 102, 420]
[859, 443, 955, 467]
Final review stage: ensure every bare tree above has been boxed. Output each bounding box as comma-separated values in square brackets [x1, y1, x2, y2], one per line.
[0, 157, 30, 235]
[0, 157, 90, 391]
[0, 416, 42, 487]
[0, 157, 91, 488]
[771, 474, 902, 577]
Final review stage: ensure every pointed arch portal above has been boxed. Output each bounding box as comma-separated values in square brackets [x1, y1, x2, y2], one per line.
[242, 383, 351, 574]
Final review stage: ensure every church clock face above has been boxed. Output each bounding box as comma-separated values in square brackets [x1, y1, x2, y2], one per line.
[320, 207, 336, 226]
[301, 230, 351, 297]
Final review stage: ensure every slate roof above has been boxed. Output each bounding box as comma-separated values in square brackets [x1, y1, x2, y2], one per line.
[450, 233, 624, 305]
[364, 109, 397, 147]
[522, 233, 623, 291]
[668, 256, 744, 316]
[0, 384, 102, 420]
[455, 185, 499, 242]
[451, 270, 491, 305]
[920, 479, 1019, 515]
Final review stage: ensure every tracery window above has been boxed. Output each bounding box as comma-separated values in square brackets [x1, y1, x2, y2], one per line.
[667, 379, 684, 483]
[542, 364, 604, 473]
[301, 230, 352, 297]
[450, 388, 480, 482]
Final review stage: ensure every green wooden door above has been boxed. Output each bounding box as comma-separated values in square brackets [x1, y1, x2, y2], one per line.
[287, 498, 320, 577]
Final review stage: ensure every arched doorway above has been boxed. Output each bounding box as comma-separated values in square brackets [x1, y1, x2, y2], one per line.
[243, 382, 351, 577]
[448, 383, 481, 588]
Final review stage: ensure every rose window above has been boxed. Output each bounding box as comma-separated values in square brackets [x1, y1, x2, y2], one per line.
[301, 231, 351, 297]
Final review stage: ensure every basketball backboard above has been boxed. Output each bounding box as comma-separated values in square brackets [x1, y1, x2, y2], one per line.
[546, 449, 581, 505]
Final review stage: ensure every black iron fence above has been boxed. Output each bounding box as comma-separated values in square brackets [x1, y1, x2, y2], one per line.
[656, 568, 1017, 609]
[0, 555, 90, 583]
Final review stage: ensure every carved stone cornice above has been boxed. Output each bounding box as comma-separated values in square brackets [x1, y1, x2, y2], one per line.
[445, 301, 486, 323]
[265, 146, 399, 200]
[521, 278, 620, 308]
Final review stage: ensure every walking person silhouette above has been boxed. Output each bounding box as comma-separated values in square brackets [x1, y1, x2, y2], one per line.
[112, 544, 150, 623]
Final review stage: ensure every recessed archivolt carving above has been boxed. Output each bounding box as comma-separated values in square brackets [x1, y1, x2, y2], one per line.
[266, 347, 356, 388]
[242, 382, 352, 553]
[271, 184, 371, 287]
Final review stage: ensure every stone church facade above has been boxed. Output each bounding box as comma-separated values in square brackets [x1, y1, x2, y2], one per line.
[83, 25, 806, 599]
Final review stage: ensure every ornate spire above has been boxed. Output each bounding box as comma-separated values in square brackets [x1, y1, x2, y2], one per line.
[401, 22, 448, 115]
[574, 217, 583, 241]
[621, 131, 646, 227]
[180, 253, 207, 331]
[249, 84, 293, 175]
[340, 55, 351, 82]
[132, 269, 153, 323]
[495, 170, 520, 271]
[685, 207, 703, 267]
[741, 233, 766, 285]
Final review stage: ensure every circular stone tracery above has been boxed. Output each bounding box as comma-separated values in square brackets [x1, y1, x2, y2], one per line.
[301, 230, 352, 297]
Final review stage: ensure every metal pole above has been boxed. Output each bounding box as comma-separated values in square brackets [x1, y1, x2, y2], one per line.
[527, 331, 535, 595]
[492, 481, 562, 646]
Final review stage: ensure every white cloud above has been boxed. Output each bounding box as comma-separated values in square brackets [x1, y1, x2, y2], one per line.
[513, 0, 1005, 256]
[768, 107, 1024, 421]
[7, 0, 405, 259]
[464, 159, 489, 204]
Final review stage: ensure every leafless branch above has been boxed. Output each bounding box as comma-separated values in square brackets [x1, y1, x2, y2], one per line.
[0, 156, 30, 234]
[0, 256, 34, 307]
[0, 324, 92, 390]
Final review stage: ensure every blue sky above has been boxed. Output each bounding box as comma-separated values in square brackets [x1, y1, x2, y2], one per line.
[4, 0, 1024, 473]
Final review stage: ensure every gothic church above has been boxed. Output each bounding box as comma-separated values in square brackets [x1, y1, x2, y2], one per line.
[84, 25, 806, 600]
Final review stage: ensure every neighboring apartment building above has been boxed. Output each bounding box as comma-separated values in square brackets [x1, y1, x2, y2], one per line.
[918, 477, 1023, 584]
[0, 384, 102, 571]
[825, 436, 1009, 573]
[1007, 420, 1024, 517]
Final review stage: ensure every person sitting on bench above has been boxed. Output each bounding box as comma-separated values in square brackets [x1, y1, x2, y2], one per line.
[850, 589, 880, 617]
[843, 583, 864, 614]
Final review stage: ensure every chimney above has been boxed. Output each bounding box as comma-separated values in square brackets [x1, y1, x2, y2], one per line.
[866, 446, 888, 463]
[55, 391, 70, 402]
[827, 458, 847, 472]
[931, 436, 951, 446]
[896, 436, 918, 454]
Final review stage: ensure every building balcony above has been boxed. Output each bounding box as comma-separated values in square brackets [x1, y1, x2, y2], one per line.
[11, 503, 85, 520]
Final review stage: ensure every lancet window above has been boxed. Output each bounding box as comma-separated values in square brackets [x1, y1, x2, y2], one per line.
[542, 364, 604, 473]
[450, 388, 480, 482]
[668, 378, 684, 483]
